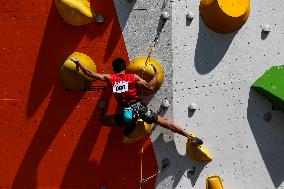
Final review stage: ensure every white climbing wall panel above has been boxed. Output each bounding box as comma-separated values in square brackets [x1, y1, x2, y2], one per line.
[114, 0, 284, 188]
[172, 0, 284, 188]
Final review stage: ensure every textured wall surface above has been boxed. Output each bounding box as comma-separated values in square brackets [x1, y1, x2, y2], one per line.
[0, 0, 158, 188]
[113, 1, 175, 188]
[171, 0, 284, 188]
[1, 0, 284, 188]
[115, 0, 284, 188]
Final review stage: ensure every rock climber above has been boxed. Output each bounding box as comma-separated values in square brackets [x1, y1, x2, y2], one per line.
[71, 58, 203, 145]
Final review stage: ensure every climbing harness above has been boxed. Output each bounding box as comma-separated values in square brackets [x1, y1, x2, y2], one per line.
[122, 101, 144, 122]
[122, 107, 133, 123]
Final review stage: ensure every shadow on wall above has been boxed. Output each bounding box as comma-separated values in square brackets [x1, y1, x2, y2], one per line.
[112, 0, 135, 31]
[13, 2, 87, 188]
[89, 0, 125, 62]
[13, 0, 157, 188]
[60, 88, 157, 189]
[13, 85, 84, 189]
[247, 89, 284, 188]
[161, 0, 170, 10]
[194, 16, 237, 74]
[261, 30, 269, 40]
[26, 0, 123, 118]
[26, 2, 87, 118]
[155, 14, 167, 42]
[153, 133, 207, 188]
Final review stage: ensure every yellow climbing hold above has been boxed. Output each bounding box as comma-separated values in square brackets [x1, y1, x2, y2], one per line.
[126, 57, 164, 96]
[200, 0, 250, 33]
[123, 119, 152, 143]
[55, 0, 95, 26]
[186, 134, 213, 163]
[59, 52, 97, 90]
[206, 176, 224, 189]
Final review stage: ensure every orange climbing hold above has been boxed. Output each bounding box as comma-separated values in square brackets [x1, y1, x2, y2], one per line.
[200, 0, 250, 33]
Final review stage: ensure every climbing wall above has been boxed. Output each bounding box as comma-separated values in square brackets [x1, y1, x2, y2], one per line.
[171, 0, 284, 188]
[115, 1, 214, 187]
[114, 0, 284, 188]
[0, 0, 158, 188]
[1, 0, 284, 188]
[113, 0, 175, 188]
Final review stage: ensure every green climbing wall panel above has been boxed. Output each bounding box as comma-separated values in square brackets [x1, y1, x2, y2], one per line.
[252, 66, 284, 111]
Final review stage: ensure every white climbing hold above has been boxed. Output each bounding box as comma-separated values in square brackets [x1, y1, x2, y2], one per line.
[161, 99, 170, 108]
[189, 103, 197, 111]
[186, 12, 195, 19]
[161, 11, 170, 21]
[262, 24, 271, 32]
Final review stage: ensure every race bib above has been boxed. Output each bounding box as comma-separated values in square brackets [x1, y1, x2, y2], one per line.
[113, 81, 129, 93]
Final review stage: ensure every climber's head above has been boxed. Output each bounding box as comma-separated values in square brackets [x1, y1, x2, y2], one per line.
[112, 58, 126, 73]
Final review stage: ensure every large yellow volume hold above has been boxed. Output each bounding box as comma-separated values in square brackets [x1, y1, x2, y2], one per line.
[200, 0, 250, 33]
[206, 176, 224, 189]
[55, 0, 95, 26]
[123, 119, 152, 143]
[186, 133, 213, 163]
[59, 52, 97, 90]
[126, 57, 164, 96]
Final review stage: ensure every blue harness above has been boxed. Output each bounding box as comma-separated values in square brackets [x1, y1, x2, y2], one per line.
[122, 107, 133, 124]
[122, 101, 142, 124]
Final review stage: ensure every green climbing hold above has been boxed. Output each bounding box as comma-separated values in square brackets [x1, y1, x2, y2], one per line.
[252, 66, 284, 111]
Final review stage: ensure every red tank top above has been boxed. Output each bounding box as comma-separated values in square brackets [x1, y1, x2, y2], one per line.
[109, 73, 141, 106]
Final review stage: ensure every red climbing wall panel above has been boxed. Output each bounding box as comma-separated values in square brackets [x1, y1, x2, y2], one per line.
[0, 0, 158, 188]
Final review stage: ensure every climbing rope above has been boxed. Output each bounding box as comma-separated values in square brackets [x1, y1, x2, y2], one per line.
[140, 157, 171, 186]
[140, 166, 162, 185]
[138, 12, 168, 187]
[139, 136, 144, 189]
[138, 39, 158, 189]
[138, 46, 151, 189]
